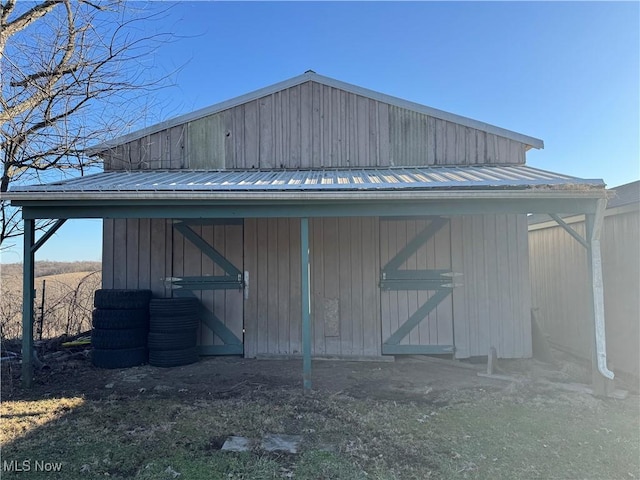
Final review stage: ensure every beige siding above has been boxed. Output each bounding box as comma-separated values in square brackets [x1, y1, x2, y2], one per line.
[451, 214, 532, 358]
[101, 81, 527, 170]
[105, 213, 533, 360]
[244, 218, 302, 356]
[103, 126, 187, 171]
[102, 218, 171, 297]
[243, 217, 381, 357]
[529, 208, 640, 382]
[387, 108, 525, 166]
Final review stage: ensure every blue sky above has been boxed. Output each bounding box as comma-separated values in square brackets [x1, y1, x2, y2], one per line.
[2, 1, 639, 263]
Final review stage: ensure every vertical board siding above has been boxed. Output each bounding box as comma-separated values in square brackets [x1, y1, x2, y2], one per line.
[171, 223, 244, 349]
[529, 209, 640, 381]
[101, 81, 529, 170]
[451, 214, 532, 358]
[187, 114, 226, 169]
[243, 217, 380, 357]
[379, 218, 454, 348]
[244, 218, 303, 355]
[388, 107, 525, 166]
[529, 222, 590, 359]
[103, 218, 170, 296]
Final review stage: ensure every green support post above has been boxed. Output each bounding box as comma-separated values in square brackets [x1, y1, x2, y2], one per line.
[300, 217, 311, 390]
[22, 218, 35, 388]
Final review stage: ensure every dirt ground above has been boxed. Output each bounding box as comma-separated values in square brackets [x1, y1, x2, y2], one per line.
[3, 346, 614, 405]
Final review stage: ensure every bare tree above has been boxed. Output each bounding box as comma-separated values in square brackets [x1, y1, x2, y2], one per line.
[0, 0, 173, 248]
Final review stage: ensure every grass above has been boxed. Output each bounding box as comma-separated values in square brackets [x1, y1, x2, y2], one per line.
[1, 389, 638, 479]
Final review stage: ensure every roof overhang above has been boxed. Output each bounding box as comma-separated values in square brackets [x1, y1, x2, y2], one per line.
[4, 166, 606, 220]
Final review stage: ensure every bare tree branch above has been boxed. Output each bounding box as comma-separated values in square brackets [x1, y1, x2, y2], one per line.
[0, 0, 176, 248]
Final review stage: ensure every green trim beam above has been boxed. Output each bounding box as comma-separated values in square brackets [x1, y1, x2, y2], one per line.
[549, 213, 589, 249]
[32, 219, 66, 253]
[173, 290, 242, 346]
[176, 218, 243, 226]
[169, 275, 243, 290]
[383, 217, 447, 272]
[301, 217, 311, 391]
[382, 269, 452, 280]
[384, 289, 452, 346]
[21, 219, 35, 388]
[174, 223, 242, 277]
[200, 345, 243, 355]
[382, 344, 455, 355]
[380, 280, 455, 291]
[16, 197, 604, 220]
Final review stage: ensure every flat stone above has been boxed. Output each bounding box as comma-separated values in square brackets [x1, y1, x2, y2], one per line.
[261, 434, 302, 454]
[221, 436, 251, 452]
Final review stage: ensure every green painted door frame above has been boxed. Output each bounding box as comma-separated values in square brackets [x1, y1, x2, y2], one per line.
[380, 217, 456, 355]
[172, 221, 244, 355]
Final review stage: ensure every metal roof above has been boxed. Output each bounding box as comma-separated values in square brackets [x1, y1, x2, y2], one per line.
[87, 72, 544, 154]
[607, 180, 640, 209]
[7, 165, 602, 196]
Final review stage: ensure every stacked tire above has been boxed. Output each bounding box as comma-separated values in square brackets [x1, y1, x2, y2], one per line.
[148, 297, 200, 367]
[91, 289, 152, 369]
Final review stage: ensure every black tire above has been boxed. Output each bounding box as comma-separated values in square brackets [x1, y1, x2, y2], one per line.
[149, 347, 199, 368]
[92, 347, 148, 369]
[91, 328, 148, 349]
[148, 330, 198, 351]
[94, 289, 152, 310]
[92, 308, 149, 330]
[150, 315, 199, 332]
[149, 297, 199, 317]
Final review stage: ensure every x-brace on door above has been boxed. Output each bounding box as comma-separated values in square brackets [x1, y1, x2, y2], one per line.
[379, 217, 460, 355]
[170, 220, 244, 355]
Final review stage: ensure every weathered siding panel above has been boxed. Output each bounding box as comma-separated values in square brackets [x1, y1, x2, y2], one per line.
[101, 81, 530, 171]
[529, 221, 590, 359]
[243, 217, 380, 357]
[187, 114, 226, 169]
[244, 218, 302, 355]
[529, 208, 640, 383]
[103, 218, 171, 296]
[451, 214, 532, 358]
[388, 107, 525, 166]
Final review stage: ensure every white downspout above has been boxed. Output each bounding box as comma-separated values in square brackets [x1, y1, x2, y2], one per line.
[589, 198, 614, 380]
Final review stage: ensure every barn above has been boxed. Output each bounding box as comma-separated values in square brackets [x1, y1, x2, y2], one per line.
[6, 72, 612, 390]
[529, 181, 640, 389]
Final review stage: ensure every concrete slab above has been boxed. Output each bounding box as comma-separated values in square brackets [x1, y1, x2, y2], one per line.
[261, 434, 302, 454]
[221, 436, 251, 452]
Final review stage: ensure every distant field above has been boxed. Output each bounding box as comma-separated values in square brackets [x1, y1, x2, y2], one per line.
[1, 262, 102, 341]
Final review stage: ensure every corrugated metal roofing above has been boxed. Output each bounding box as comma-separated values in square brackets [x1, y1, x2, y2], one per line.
[607, 180, 640, 209]
[8, 166, 603, 196]
[9, 166, 603, 194]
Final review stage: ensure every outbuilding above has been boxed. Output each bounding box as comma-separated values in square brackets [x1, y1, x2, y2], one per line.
[529, 181, 640, 388]
[6, 72, 612, 390]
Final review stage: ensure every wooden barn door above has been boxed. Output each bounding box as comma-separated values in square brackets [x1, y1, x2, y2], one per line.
[379, 217, 456, 355]
[171, 220, 244, 355]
